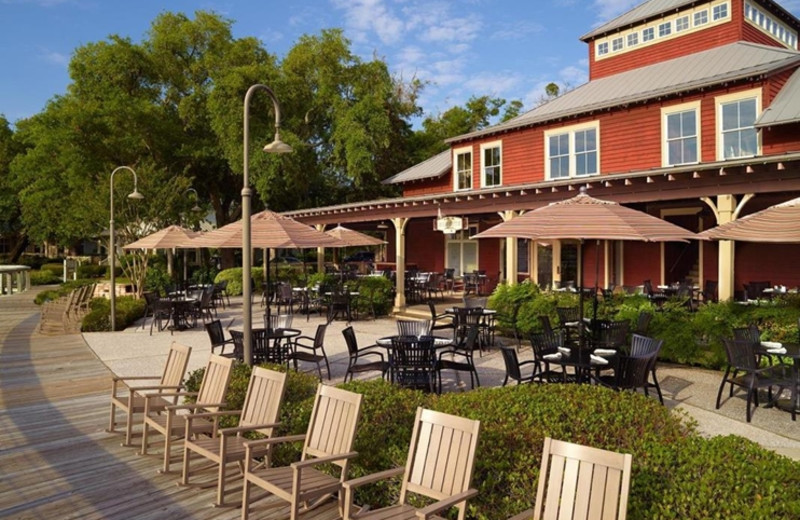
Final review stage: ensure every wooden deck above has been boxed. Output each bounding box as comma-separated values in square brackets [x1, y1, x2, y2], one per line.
[0, 291, 340, 519]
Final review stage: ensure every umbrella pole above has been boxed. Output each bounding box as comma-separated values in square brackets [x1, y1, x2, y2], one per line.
[593, 240, 600, 322]
[579, 239, 585, 350]
[266, 251, 271, 332]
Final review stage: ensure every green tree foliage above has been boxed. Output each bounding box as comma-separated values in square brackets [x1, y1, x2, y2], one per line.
[0, 115, 27, 260]
[410, 95, 522, 163]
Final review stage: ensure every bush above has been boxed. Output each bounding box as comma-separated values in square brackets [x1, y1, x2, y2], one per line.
[40, 263, 63, 275]
[33, 279, 97, 305]
[30, 269, 61, 285]
[77, 264, 107, 279]
[346, 276, 394, 317]
[214, 267, 264, 296]
[144, 264, 172, 296]
[204, 377, 800, 518]
[81, 295, 144, 331]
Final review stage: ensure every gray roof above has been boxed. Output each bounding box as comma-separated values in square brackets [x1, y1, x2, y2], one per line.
[448, 42, 800, 144]
[581, 0, 695, 41]
[382, 149, 451, 185]
[756, 67, 800, 127]
[581, 0, 800, 41]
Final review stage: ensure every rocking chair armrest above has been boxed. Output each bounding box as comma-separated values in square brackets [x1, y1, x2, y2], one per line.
[152, 391, 197, 400]
[112, 375, 161, 382]
[219, 421, 281, 436]
[415, 488, 478, 519]
[291, 451, 358, 470]
[127, 384, 184, 393]
[185, 409, 243, 421]
[342, 466, 405, 491]
[506, 508, 534, 520]
[167, 401, 227, 412]
[243, 433, 307, 451]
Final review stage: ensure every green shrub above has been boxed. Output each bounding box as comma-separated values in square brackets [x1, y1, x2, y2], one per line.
[144, 264, 172, 296]
[77, 264, 107, 279]
[346, 276, 394, 317]
[81, 295, 144, 331]
[214, 267, 264, 296]
[40, 263, 63, 275]
[30, 269, 61, 285]
[33, 279, 97, 305]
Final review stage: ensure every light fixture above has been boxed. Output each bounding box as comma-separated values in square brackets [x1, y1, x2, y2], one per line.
[109, 166, 143, 332]
[241, 84, 293, 366]
[184, 187, 202, 213]
[777, 162, 786, 170]
[719, 167, 727, 176]
[745, 165, 754, 173]
[376, 221, 388, 230]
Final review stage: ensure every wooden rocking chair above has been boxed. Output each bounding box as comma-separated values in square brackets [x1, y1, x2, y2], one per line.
[342, 407, 481, 520]
[107, 341, 192, 447]
[507, 437, 632, 520]
[180, 367, 287, 506]
[241, 384, 363, 520]
[140, 354, 234, 473]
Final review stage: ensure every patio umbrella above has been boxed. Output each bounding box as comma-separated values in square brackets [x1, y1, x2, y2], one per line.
[473, 187, 697, 346]
[698, 196, 800, 243]
[325, 224, 386, 273]
[122, 225, 200, 278]
[192, 210, 346, 365]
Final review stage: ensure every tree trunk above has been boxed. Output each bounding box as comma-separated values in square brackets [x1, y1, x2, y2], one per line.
[9, 234, 29, 263]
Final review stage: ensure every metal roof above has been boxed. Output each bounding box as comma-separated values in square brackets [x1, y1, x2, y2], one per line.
[581, 0, 696, 41]
[382, 149, 451, 185]
[447, 42, 800, 144]
[581, 0, 800, 41]
[756, 67, 800, 127]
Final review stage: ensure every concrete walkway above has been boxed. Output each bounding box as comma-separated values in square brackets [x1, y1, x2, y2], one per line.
[82, 295, 800, 461]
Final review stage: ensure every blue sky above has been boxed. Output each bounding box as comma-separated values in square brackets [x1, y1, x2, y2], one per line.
[2, 0, 798, 126]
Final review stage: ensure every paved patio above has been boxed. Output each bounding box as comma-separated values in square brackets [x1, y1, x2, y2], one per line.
[83, 294, 800, 460]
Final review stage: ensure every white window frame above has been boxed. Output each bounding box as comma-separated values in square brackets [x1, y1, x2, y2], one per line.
[445, 225, 479, 277]
[544, 121, 600, 180]
[612, 37, 624, 52]
[453, 146, 473, 192]
[694, 9, 708, 26]
[642, 27, 655, 42]
[597, 41, 609, 56]
[661, 101, 701, 167]
[675, 15, 689, 32]
[480, 141, 502, 188]
[627, 33, 638, 46]
[715, 88, 761, 161]
[712, 3, 728, 21]
[658, 21, 672, 37]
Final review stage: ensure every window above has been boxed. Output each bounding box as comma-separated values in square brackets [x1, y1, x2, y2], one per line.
[676, 15, 689, 32]
[612, 37, 623, 52]
[662, 103, 699, 166]
[658, 22, 672, 37]
[548, 134, 570, 179]
[716, 90, 760, 160]
[574, 129, 597, 176]
[627, 33, 638, 46]
[642, 27, 655, 42]
[694, 10, 708, 26]
[745, 1, 798, 49]
[446, 227, 478, 277]
[545, 123, 599, 180]
[597, 42, 609, 56]
[713, 3, 728, 20]
[453, 147, 472, 191]
[481, 142, 502, 187]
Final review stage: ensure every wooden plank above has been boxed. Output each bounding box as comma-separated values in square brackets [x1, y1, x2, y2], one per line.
[0, 291, 339, 520]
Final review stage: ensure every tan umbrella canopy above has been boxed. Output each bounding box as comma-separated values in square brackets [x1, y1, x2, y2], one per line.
[192, 210, 345, 249]
[473, 189, 696, 242]
[325, 224, 386, 247]
[698, 196, 800, 243]
[122, 225, 199, 250]
[474, 188, 697, 345]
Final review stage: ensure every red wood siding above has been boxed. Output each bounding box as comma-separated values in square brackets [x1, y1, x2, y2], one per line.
[590, 4, 743, 80]
[623, 241, 661, 286]
[735, 243, 800, 290]
[405, 219, 445, 272]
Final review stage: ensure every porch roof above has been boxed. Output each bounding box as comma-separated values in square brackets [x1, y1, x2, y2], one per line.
[447, 42, 800, 144]
[756, 67, 800, 128]
[284, 151, 800, 224]
[382, 149, 450, 185]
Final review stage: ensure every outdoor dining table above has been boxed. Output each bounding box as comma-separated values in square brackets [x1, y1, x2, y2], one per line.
[231, 327, 301, 365]
[159, 297, 197, 331]
[543, 345, 618, 384]
[757, 342, 800, 419]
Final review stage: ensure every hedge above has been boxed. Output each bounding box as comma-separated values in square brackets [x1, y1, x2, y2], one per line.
[80, 295, 144, 332]
[188, 371, 800, 519]
[30, 269, 61, 285]
[489, 280, 800, 369]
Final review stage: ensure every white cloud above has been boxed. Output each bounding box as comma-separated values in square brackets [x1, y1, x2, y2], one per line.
[420, 15, 481, 43]
[592, 0, 640, 22]
[464, 72, 522, 97]
[332, 0, 405, 45]
[40, 49, 70, 66]
[491, 20, 544, 41]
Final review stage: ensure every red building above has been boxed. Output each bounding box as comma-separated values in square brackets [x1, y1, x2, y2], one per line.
[289, 0, 800, 308]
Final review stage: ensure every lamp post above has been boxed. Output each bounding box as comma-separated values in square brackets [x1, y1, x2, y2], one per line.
[109, 166, 143, 331]
[242, 84, 293, 366]
[182, 188, 202, 283]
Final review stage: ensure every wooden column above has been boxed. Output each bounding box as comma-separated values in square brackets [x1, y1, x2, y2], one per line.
[315, 224, 326, 275]
[499, 210, 521, 286]
[392, 217, 409, 312]
[552, 240, 562, 288]
[702, 193, 753, 301]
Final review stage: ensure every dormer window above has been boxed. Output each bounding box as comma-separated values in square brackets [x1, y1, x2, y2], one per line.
[712, 3, 728, 21]
[597, 41, 609, 56]
[481, 141, 502, 188]
[453, 147, 472, 191]
[716, 89, 761, 160]
[642, 27, 655, 42]
[658, 21, 672, 37]
[675, 15, 689, 32]
[612, 37, 624, 52]
[694, 10, 708, 26]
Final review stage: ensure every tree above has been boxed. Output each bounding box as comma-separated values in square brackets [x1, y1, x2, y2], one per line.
[0, 116, 27, 261]
[410, 95, 522, 162]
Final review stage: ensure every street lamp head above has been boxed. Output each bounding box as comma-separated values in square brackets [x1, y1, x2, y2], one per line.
[263, 131, 293, 154]
[191, 203, 202, 213]
[128, 189, 145, 200]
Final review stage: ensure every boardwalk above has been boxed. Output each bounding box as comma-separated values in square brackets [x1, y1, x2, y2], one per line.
[0, 292, 339, 520]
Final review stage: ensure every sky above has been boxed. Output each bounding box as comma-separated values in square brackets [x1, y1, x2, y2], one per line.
[2, 0, 799, 127]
